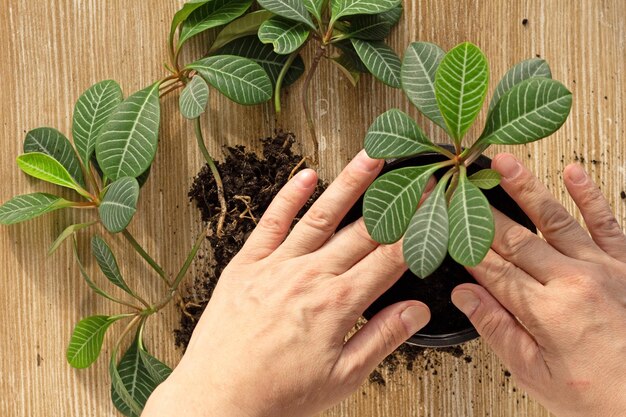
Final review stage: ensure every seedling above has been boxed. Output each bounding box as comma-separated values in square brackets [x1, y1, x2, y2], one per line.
[251, 0, 404, 160]
[362, 42, 572, 278]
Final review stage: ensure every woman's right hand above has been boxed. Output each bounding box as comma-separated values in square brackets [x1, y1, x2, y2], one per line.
[452, 153, 626, 417]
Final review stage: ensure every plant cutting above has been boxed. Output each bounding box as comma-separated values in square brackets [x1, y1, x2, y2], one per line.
[363, 41, 572, 276]
[0, 1, 310, 415]
[249, 0, 404, 161]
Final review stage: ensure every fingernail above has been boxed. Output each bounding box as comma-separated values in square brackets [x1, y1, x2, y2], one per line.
[400, 305, 430, 334]
[294, 169, 317, 188]
[567, 164, 587, 185]
[354, 149, 383, 172]
[496, 154, 522, 179]
[451, 290, 480, 317]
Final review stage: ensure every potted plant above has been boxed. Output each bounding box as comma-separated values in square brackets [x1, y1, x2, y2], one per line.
[353, 41, 572, 346]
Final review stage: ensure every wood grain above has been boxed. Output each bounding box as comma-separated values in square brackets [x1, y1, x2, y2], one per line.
[0, 1, 623, 416]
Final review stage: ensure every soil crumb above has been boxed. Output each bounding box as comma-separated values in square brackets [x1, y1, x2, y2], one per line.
[174, 132, 325, 348]
[368, 342, 473, 386]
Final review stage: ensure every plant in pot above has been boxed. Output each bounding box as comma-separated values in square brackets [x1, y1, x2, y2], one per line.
[354, 41, 572, 346]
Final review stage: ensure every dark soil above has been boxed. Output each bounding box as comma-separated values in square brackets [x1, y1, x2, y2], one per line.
[174, 132, 325, 348]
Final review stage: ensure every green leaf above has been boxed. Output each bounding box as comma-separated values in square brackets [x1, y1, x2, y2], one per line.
[188, 55, 273, 105]
[338, 14, 392, 40]
[258, 16, 310, 54]
[91, 236, 134, 295]
[217, 36, 305, 86]
[179, 76, 210, 119]
[435, 42, 489, 142]
[110, 350, 142, 417]
[330, 54, 361, 86]
[363, 165, 439, 243]
[303, 0, 324, 21]
[67, 315, 121, 368]
[138, 346, 172, 386]
[334, 41, 369, 73]
[468, 169, 501, 189]
[72, 80, 123, 166]
[210, 10, 274, 53]
[488, 58, 552, 114]
[178, 0, 253, 48]
[481, 78, 572, 145]
[257, 0, 316, 29]
[48, 221, 96, 255]
[350, 39, 401, 88]
[111, 337, 172, 417]
[73, 237, 130, 304]
[24, 127, 85, 187]
[0, 193, 75, 225]
[331, 0, 400, 22]
[17, 153, 89, 197]
[403, 176, 449, 278]
[170, 1, 211, 45]
[96, 83, 160, 181]
[378, 4, 403, 25]
[401, 42, 447, 130]
[99, 177, 139, 233]
[448, 170, 494, 266]
[364, 109, 435, 158]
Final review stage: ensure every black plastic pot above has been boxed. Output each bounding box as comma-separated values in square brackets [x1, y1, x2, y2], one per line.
[339, 146, 536, 347]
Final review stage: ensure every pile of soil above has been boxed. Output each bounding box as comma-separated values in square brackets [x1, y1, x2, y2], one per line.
[174, 132, 325, 348]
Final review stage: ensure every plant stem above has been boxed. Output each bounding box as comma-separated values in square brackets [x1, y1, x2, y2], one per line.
[153, 229, 206, 312]
[462, 139, 490, 166]
[274, 50, 300, 114]
[71, 202, 98, 209]
[122, 229, 171, 286]
[302, 44, 326, 165]
[159, 82, 184, 98]
[194, 117, 227, 237]
[433, 145, 457, 160]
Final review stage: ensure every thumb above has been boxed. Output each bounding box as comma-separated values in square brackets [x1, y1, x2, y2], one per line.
[451, 284, 549, 385]
[332, 301, 430, 387]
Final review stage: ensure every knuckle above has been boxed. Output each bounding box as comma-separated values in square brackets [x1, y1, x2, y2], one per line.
[303, 205, 337, 234]
[539, 206, 577, 235]
[374, 318, 404, 354]
[499, 225, 534, 259]
[257, 214, 289, 237]
[592, 212, 622, 237]
[483, 256, 516, 283]
[515, 174, 540, 196]
[476, 310, 506, 343]
[326, 282, 353, 309]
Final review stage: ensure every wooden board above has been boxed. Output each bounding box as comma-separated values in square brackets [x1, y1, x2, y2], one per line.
[0, 1, 624, 416]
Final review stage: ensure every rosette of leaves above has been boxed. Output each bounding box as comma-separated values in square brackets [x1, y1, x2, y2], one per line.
[362, 42, 573, 278]
[226, 0, 403, 159]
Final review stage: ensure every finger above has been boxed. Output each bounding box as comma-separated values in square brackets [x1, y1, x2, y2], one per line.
[313, 218, 380, 275]
[341, 240, 408, 311]
[237, 169, 318, 262]
[491, 209, 577, 281]
[492, 153, 603, 261]
[564, 163, 626, 262]
[317, 178, 436, 274]
[451, 284, 550, 387]
[278, 150, 383, 257]
[333, 301, 430, 387]
[466, 249, 542, 319]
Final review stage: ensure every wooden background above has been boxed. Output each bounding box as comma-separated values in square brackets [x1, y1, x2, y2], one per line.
[0, 0, 624, 416]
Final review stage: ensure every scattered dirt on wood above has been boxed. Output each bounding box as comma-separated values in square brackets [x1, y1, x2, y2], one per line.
[174, 131, 325, 348]
[368, 343, 474, 386]
[620, 191, 625, 200]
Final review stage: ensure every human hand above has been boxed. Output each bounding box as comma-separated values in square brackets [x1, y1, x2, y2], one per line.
[143, 151, 431, 417]
[451, 153, 626, 417]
